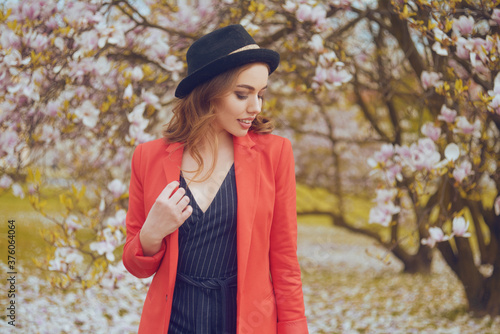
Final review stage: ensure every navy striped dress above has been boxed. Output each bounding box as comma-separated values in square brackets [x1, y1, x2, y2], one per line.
[168, 164, 238, 334]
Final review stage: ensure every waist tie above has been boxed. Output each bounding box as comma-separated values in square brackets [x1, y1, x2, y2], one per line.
[176, 272, 237, 334]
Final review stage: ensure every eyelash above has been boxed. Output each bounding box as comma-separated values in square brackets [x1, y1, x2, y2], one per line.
[236, 93, 265, 101]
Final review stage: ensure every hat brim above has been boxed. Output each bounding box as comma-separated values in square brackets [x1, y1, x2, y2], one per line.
[175, 49, 280, 98]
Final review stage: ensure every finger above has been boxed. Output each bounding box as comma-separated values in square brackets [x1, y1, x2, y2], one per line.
[177, 195, 190, 208]
[169, 187, 186, 204]
[159, 180, 179, 199]
[181, 205, 193, 221]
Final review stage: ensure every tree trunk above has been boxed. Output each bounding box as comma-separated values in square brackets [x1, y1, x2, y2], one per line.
[482, 262, 500, 316]
[400, 246, 432, 274]
[437, 218, 500, 317]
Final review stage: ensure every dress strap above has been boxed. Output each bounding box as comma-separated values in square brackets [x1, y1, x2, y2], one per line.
[176, 273, 237, 334]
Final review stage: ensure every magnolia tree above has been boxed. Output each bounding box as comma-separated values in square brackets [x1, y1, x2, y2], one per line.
[282, 0, 500, 316]
[0, 0, 208, 289]
[1, 0, 500, 324]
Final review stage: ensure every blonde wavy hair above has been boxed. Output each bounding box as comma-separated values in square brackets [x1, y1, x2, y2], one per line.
[163, 63, 274, 181]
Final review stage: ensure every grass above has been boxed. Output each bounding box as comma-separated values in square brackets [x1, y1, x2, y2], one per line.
[0, 192, 50, 274]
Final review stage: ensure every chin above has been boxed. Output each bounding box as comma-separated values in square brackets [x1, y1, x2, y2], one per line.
[231, 129, 250, 137]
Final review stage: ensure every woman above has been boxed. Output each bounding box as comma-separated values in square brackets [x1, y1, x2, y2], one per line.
[123, 24, 308, 334]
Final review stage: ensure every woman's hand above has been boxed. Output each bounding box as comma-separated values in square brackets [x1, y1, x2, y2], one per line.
[139, 180, 192, 256]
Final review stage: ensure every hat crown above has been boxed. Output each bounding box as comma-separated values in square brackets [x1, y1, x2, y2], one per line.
[175, 24, 279, 98]
[186, 25, 256, 75]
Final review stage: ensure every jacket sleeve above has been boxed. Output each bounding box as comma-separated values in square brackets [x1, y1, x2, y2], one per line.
[122, 144, 167, 278]
[270, 138, 309, 334]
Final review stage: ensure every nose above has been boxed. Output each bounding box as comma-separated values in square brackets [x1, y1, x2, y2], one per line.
[247, 95, 262, 115]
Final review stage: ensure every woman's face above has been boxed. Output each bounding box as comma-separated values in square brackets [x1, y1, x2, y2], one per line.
[213, 63, 269, 137]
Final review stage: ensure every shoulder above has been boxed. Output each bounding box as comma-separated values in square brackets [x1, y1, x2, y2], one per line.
[249, 132, 292, 152]
[137, 138, 167, 152]
[247, 133, 294, 165]
[131, 138, 177, 163]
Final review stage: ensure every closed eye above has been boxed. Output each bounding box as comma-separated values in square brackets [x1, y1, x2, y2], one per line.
[235, 93, 248, 100]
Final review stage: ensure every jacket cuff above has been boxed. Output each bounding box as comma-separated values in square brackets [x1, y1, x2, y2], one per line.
[277, 317, 309, 334]
[124, 233, 166, 276]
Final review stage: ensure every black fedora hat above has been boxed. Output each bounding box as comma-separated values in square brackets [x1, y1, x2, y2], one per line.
[175, 24, 280, 98]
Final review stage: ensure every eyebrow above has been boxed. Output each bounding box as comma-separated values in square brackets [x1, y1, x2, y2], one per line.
[236, 84, 268, 92]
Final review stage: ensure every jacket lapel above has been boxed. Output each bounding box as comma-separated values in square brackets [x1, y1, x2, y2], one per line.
[233, 134, 260, 286]
[161, 142, 184, 285]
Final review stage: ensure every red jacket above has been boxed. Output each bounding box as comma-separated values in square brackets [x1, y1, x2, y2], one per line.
[123, 132, 308, 334]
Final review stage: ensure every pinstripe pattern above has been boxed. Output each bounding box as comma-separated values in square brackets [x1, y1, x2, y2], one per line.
[168, 164, 238, 334]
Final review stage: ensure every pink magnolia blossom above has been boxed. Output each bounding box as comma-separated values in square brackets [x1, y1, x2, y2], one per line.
[64, 1, 101, 28]
[455, 37, 472, 60]
[308, 34, 324, 53]
[454, 116, 481, 137]
[474, 20, 490, 35]
[76, 30, 100, 51]
[3, 49, 30, 67]
[368, 202, 400, 226]
[444, 143, 460, 162]
[369, 143, 395, 166]
[311, 5, 327, 27]
[24, 30, 50, 53]
[432, 28, 450, 56]
[492, 9, 500, 26]
[143, 30, 170, 62]
[384, 163, 403, 184]
[127, 102, 149, 132]
[296, 4, 313, 22]
[0, 174, 13, 188]
[318, 51, 337, 67]
[488, 73, 500, 114]
[453, 16, 474, 36]
[421, 71, 442, 90]
[313, 67, 327, 84]
[421, 122, 441, 141]
[40, 124, 61, 143]
[164, 55, 183, 81]
[452, 216, 471, 237]
[395, 145, 411, 160]
[490, 95, 500, 115]
[18, 0, 42, 20]
[74, 100, 100, 128]
[141, 89, 161, 109]
[48, 247, 83, 272]
[44, 100, 60, 117]
[374, 188, 398, 204]
[123, 84, 133, 100]
[108, 179, 127, 198]
[326, 66, 353, 86]
[421, 227, 450, 248]
[438, 105, 457, 123]
[494, 196, 500, 216]
[369, 188, 400, 226]
[283, 1, 297, 13]
[0, 29, 21, 50]
[0, 129, 19, 157]
[453, 160, 473, 183]
[107, 209, 127, 228]
[407, 138, 441, 171]
[90, 227, 124, 262]
[12, 183, 25, 199]
[127, 66, 144, 81]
